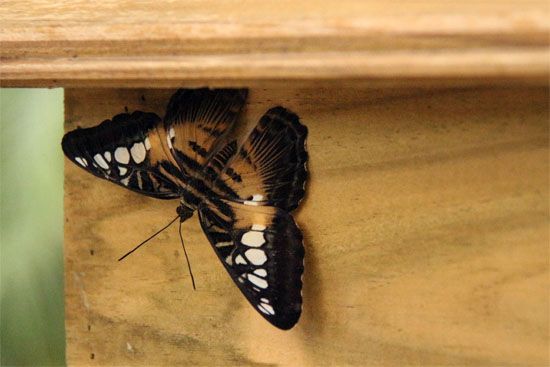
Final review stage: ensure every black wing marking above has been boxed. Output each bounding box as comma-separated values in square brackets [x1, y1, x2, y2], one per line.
[163, 88, 248, 178]
[62, 111, 185, 199]
[208, 107, 308, 211]
[198, 199, 304, 330]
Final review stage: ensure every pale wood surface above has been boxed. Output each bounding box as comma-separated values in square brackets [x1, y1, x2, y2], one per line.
[64, 86, 549, 366]
[2, 0, 549, 87]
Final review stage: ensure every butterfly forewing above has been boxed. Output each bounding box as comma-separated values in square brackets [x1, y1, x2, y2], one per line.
[62, 111, 184, 199]
[198, 199, 304, 329]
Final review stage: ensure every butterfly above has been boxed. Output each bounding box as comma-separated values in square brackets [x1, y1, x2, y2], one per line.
[61, 89, 308, 330]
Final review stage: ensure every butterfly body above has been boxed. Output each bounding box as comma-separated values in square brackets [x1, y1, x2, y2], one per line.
[62, 89, 307, 330]
[176, 202, 195, 222]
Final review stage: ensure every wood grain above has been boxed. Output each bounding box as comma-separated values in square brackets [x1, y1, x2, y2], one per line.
[2, 0, 549, 87]
[64, 86, 549, 366]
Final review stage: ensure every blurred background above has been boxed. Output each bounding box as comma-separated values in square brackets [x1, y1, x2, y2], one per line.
[1, 89, 65, 366]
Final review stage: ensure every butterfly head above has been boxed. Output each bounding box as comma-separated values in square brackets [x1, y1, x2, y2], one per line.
[176, 203, 194, 223]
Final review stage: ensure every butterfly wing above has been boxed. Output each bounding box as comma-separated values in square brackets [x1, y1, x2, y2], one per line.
[198, 199, 304, 330]
[199, 105, 308, 329]
[62, 111, 184, 199]
[163, 88, 248, 178]
[208, 106, 308, 211]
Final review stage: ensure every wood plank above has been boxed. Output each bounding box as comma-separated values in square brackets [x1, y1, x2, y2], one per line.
[64, 86, 549, 366]
[2, 0, 549, 87]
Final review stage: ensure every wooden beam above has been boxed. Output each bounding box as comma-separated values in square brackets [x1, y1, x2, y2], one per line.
[2, 0, 549, 87]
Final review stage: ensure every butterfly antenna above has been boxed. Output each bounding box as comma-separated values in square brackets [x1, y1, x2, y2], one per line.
[179, 220, 196, 291]
[118, 215, 179, 261]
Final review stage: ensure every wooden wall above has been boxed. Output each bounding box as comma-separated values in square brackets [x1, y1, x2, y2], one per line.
[64, 86, 549, 366]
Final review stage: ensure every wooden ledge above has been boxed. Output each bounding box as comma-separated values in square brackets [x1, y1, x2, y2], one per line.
[1, 0, 549, 87]
[2, 50, 548, 88]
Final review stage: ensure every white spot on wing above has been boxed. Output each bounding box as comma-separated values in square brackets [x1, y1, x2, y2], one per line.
[104, 151, 111, 162]
[235, 255, 247, 265]
[253, 268, 267, 277]
[118, 166, 128, 176]
[247, 273, 268, 289]
[260, 303, 275, 315]
[245, 249, 267, 265]
[241, 231, 265, 247]
[252, 224, 266, 231]
[120, 177, 130, 186]
[258, 304, 270, 315]
[136, 171, 143, 189]
[260, 297, 269, 303]
[169, 127, 175, 138]
[144, 137, 151, 150]
[130, 142, 146, 164]
[75, 157, 87, 167]
[93, 154, 109, 169]
[244, 194, 264, 205]
[225, 255, 233, 266]
[114, 147, 130, 164]
[215, 241, 233, 248]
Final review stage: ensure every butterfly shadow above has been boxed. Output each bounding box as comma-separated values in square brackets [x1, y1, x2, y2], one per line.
[295, 210, 328, 340]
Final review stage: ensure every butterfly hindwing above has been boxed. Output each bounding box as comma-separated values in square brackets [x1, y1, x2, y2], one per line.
[210, 106, 308, 211]
[198, 199, 304, 329]
[62, 111, 184, 199]
[163, 88, 248, 177]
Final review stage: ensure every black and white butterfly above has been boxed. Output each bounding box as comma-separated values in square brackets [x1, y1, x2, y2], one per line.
[62, 89, 308, 330]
